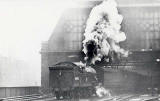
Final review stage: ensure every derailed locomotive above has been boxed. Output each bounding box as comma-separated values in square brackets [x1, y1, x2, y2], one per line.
[49, 62, 104, 99]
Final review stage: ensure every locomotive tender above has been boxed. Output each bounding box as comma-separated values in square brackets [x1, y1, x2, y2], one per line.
[49, 62, 99, 99]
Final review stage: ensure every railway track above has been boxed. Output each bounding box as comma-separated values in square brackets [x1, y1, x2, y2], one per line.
[0, 94, 47, 101]
[13, 94, 158, 101]
[112, 94, 137, 101]
[91, 94, 160, 101]
[99, 94, 135, 101]
[103, 94, 160, 101]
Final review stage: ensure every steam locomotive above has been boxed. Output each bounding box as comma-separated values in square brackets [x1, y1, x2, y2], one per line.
[49, 62, 104, 99]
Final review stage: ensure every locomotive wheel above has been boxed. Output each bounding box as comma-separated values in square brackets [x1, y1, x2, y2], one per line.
[63, 90, 72, 99]
[73, 88, 80, 98]
[69, 90, 74, 99]
[84, 87, 92, 98]
[67, 90, 72, 99]
[86, 87, 92, 97]
[83, 88, 88, 98]
[69, 90, 76, 99]
[77, 87, 89, 98]
[55, 91, 60, 100]
[72, 87, 95, 98]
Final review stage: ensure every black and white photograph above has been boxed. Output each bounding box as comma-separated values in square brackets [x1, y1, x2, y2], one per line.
[0, 0, 160, 101]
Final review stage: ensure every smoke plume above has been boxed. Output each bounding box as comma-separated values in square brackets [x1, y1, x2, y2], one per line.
[82, 0, 128, 65]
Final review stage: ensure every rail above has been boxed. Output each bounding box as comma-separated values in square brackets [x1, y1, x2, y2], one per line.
[0, 94, 47, 101]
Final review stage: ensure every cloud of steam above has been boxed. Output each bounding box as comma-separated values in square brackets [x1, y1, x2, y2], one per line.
[85, 66, 97, 73]
[76, 61, 97, 73]
[82, 0, 128, 65]
[95, 83, 111, 97]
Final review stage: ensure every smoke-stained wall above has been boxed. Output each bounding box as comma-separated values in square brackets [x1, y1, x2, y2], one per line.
[48, 8, 89, 52]
[41, 3, 160, 93]
[47, 6, 160, 52]
[120, 6, 160, 50]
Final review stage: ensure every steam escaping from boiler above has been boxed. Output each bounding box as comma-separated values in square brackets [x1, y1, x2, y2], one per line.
[82, 0, 128, 65]
[95, 83, 111, 98]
